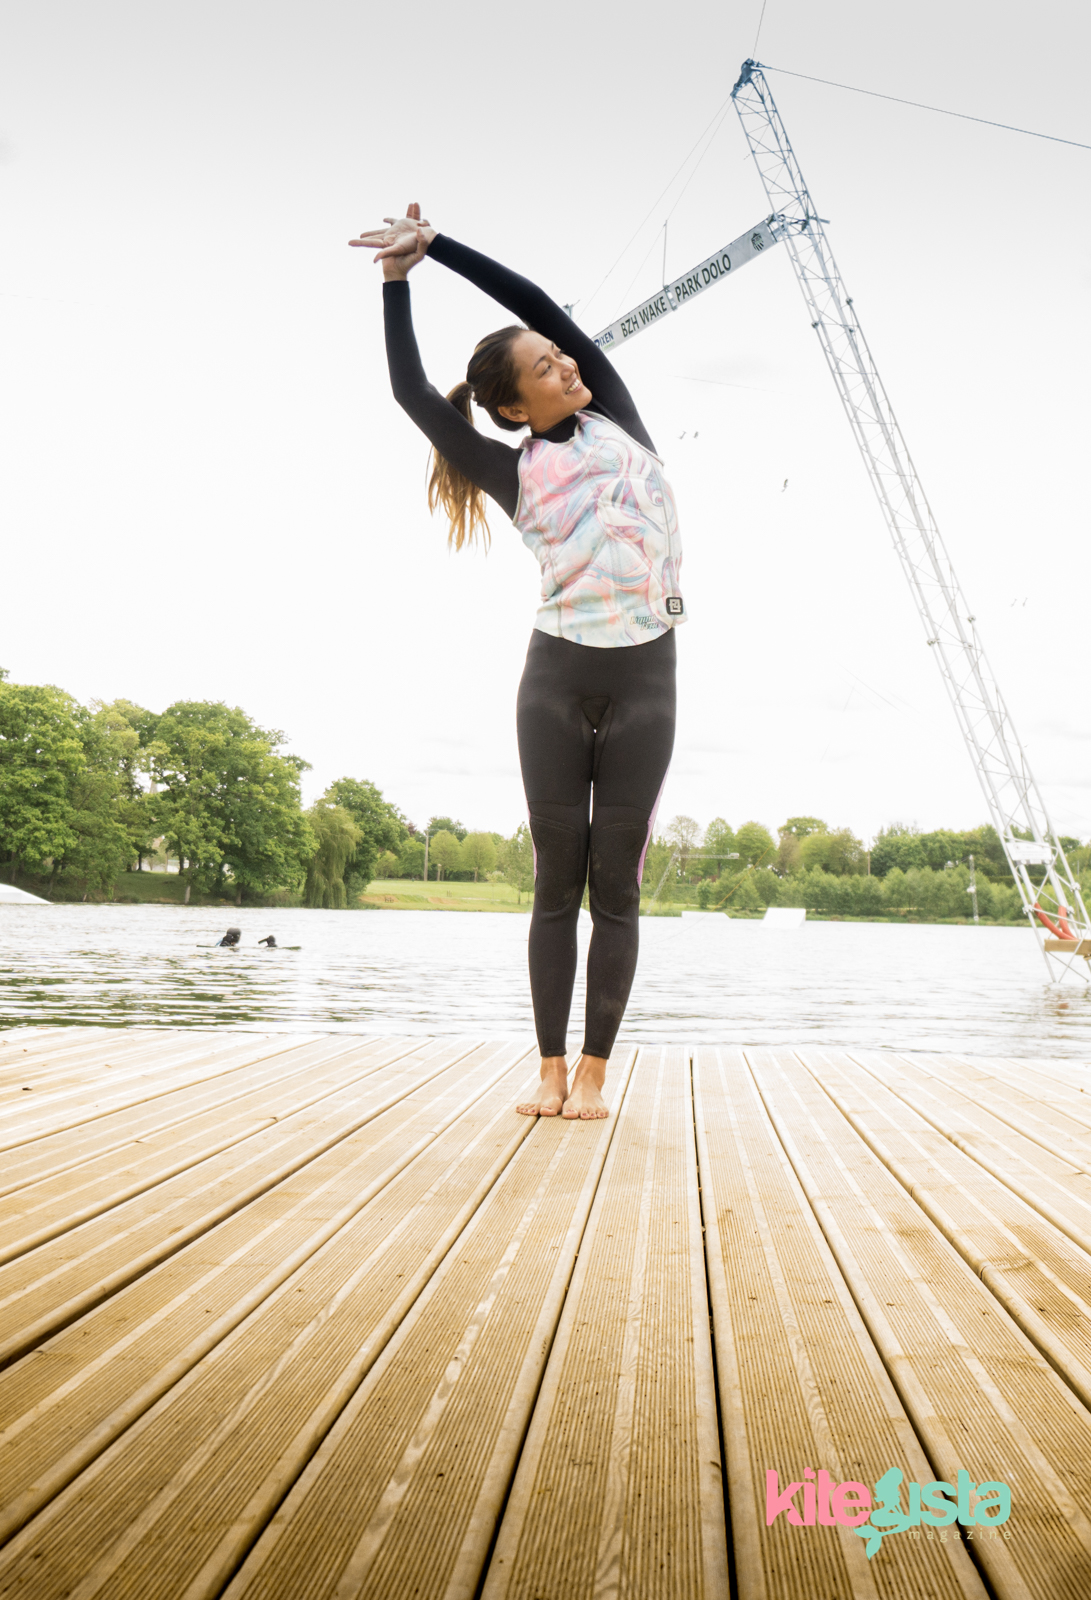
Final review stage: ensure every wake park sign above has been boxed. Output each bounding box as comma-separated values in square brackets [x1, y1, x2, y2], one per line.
[592, 217, 784, 354]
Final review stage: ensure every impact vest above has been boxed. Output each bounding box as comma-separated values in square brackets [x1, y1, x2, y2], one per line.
[514, 412, 686, 648]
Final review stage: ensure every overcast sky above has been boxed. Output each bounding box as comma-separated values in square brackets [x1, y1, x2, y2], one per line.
[3, 0, 1089, 844]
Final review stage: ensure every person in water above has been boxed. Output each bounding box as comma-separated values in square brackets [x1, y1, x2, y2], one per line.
[353, 205, 683, 1120]
[258, 935, 277, 948]
[218, 928, 242, 948]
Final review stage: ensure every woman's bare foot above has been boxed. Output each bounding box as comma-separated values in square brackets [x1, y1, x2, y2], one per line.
[562, 1053, 610, 1119]
[517, 1056, 569, 1116]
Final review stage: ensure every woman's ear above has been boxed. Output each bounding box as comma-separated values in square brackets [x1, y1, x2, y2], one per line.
[497, 403, 530, 425]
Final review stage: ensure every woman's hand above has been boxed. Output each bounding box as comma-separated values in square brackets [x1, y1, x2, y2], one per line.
[349, 201, 437, 280]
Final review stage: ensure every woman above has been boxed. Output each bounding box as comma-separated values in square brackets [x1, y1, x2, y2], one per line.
[352, 204, 684, 1119]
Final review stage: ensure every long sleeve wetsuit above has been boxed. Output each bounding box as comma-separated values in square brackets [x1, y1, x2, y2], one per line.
[382, 238, 677, 1062]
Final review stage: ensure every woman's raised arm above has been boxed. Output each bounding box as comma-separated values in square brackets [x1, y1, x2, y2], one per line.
[424, 234, 655, 454]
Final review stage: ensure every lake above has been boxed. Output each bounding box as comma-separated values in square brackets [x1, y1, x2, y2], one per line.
[1, 904, 1089, 1060]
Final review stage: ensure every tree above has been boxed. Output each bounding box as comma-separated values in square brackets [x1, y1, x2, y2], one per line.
[322, 777, 406, 899]
[52, 704, 143, 896]
[704, 818, 736, 859]
[870, 825, 926, 876]
[776, 830, 803, 876]
[799, 827, 866, 876]
[461, 831, 498, 881]
[428, 815, 467, 842]
[428, 829, 463, 881]
[640, 837, 676, 900]
[499, 823, 535, 902]
[665, 814, 702, 875]
[303, 804, 362, 908]
[0, 680, 84, 882]
[734, 821, 776, 866]
[149, 701, 314, 904]
[394, 837, 426, 878]
[90, 700, 158, 871]
[780, 816, 826, 839]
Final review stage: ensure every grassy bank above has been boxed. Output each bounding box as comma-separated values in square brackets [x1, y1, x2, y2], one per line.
[359, 879, 529, 912]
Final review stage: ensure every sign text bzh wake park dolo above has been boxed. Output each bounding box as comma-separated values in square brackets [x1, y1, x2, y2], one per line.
[592, 219, 781, 353]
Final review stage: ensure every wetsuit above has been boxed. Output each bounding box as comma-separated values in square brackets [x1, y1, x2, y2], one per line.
[383, 237, 681, 1059]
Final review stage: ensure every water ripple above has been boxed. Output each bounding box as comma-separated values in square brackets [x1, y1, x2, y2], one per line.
[1, 905, 1089, 1060]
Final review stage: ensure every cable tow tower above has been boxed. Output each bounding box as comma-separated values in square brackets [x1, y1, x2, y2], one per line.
[726, 59, 1088, 980]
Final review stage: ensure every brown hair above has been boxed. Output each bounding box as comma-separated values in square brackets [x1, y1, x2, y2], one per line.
[428, 325, 526, 551]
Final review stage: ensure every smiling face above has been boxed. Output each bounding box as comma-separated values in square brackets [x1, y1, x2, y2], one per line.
[497, 331, 592, 433]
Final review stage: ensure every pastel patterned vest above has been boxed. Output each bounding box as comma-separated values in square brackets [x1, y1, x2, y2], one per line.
[514, 411, 685, 648]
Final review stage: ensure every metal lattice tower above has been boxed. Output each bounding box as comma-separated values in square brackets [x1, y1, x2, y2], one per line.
[731, 59, 1089, 982]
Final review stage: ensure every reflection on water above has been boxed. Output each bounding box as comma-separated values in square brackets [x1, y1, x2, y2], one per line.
[1, 905, 1089, 1058]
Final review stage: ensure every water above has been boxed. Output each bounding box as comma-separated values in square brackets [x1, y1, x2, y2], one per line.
[1, 905, 1089, 1059]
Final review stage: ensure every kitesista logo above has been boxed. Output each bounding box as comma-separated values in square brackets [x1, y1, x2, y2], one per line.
[765, 1468, 1012, 1558]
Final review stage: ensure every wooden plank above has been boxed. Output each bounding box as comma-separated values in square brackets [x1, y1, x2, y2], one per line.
[797, 1049, 1091, 1411]
[847, 1051, 1091, 1256]
[694, 1047, 985, 1600]
[0, 1036, 414, 1203]
[480, 1045, 728, 1600]
[218, 1050, 641, 1600]
[0, 1036, 423, 1262]
[0, 1037, 487, 1368]
[0, 1032, 332, 1152]
[749, 1047, 1091, 1600]
[0, 1040, 537, 1562]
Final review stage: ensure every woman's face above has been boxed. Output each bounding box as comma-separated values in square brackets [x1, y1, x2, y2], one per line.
[498, 331, 592, 433]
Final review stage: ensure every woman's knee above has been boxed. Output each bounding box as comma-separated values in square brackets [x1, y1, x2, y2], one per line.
[588, 812, 650, 918]
[528, 808, 587, 914]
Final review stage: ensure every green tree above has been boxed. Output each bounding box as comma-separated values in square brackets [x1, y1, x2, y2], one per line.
[870, 825, 926, 876]
[799, 827, 866, 875]
[461, 831, 498, 881]
[734, 821, 776, 867]
[0, 679, 84, 882]
[303, 804, 362, 908]
[780, 816, 826, 839]
[94, 699, 159, 870]
[701, 818, 736, 877]
[428, 829, 463, 881]
[149, 701, 314, 903]
[665, 815, 702, 873]
[322, 777, 406, 899]
[428, 815, 467, 842]
[51, 704, 142, 897]
[394, 837, 426, 878]
[776, 830, 803, 876]
[499, 823, 535, 903]
[640, 837, 676, 900]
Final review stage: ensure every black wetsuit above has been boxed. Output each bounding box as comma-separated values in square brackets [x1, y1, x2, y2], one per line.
[383, 237, 676, 1059]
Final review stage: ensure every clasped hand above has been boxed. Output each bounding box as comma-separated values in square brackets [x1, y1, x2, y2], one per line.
[349, 200, 436, 278]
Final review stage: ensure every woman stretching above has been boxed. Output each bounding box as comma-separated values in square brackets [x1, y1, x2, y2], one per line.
[352, 205, 684, 1119]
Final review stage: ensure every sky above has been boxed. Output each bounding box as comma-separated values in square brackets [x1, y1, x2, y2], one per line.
[2, 0, 1089, 845]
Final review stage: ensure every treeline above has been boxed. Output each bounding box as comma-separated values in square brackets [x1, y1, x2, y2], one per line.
[5, 670, 1085, 921]
[0, 672, 402, 905]
[0, 670, 536, 908]
[641, 815, 1090, 922]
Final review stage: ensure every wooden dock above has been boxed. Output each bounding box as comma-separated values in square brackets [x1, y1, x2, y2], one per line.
[1, 1025, 1090, 1599]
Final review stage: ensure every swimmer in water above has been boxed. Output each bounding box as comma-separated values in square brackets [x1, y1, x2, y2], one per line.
[258, 935, 277, 948]
[218, 927, 242, 948]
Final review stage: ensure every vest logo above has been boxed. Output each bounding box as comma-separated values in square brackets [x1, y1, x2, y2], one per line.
[665, 596, 684, 616]
[766, 1468, 1012, 1559]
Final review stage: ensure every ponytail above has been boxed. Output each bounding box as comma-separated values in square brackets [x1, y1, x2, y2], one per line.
[428, 326, 526, 552]
[428, 382, 488, 552]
